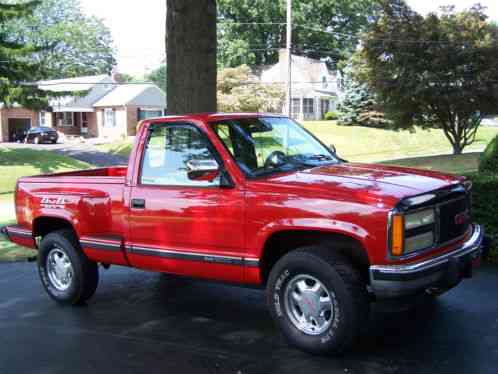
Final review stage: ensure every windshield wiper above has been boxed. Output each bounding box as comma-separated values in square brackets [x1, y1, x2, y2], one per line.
[252, 159, 309, 177]
[304, 154, 334, 161]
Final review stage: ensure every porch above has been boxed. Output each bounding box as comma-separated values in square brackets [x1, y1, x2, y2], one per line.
[51, 111, 98, 138]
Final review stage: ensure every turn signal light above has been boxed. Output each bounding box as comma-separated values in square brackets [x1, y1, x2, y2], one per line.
[391, 214, 404, 256]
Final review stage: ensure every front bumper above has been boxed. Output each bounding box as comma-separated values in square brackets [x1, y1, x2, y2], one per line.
[370, 224, 484, 298]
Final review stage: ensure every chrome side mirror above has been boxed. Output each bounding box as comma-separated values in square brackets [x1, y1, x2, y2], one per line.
[186, 159, 220, 181]
[329, 144, 337, 154]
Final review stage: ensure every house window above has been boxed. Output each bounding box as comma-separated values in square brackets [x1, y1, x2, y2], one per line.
[303, 98, 314, 115]
[291, 98, 300, 118]
[320, 99, 330, 117]
[39, 111, 46, 127]
[59, 112, 73, 127]
[322, 76, 328, 89]
[104, 108, 116, 128]
[138, 108, 163, 121]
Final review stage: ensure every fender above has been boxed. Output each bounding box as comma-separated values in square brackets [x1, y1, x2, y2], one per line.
[252, 217, 372, 260]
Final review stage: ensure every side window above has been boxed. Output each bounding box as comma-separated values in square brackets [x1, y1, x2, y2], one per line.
[140, 125, 220, 187]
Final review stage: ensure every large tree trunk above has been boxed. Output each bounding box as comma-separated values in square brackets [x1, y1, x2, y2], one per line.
[166, 0, 217, 114]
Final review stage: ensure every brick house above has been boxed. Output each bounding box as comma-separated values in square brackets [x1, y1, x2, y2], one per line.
[0, 103, 41, 142]
[38, 75, 166, 140]
[258, 50, 342, 121]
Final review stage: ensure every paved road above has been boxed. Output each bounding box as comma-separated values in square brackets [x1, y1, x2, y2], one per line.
[1, 262, 497, 374]
[1, 142, 128, 167]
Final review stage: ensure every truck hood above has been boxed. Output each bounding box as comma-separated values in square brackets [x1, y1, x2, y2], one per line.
[257, 162, 463, 207]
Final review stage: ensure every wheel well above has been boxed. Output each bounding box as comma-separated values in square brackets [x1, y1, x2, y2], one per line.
[259, 230, 370, 284]
[32, 216, 75, 239]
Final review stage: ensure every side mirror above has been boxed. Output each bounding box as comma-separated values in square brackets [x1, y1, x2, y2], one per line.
[329, 144, 337, 154]
[186, 160, 220, 181]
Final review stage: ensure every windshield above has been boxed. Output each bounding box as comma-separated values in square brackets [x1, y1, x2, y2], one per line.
[210, 117, 339, 177]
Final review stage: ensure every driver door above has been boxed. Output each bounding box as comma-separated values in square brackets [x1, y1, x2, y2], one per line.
[127, 122, 246, 282]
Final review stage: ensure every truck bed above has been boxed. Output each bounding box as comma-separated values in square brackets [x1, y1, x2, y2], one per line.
[18, 166, 128, 184]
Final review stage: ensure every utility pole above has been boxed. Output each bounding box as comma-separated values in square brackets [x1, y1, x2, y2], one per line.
[286, 0, 292, 117]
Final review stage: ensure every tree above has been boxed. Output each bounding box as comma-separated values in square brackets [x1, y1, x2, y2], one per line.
[217, 65, 284, 112]
[6, 0, 115, 79]
[337, 57, 389, 127]
[146, 64, 166, 93]
[361, 0, 498, 154]
[166, 0, 217, 114]
[0, 0, 48, 109]
[217, 0, 380, 68]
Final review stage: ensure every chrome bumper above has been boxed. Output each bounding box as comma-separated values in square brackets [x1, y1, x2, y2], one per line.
[370, 224, 484, 298]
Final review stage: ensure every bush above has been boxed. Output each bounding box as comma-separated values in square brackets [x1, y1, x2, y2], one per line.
[479, 135, 498, 173]
[467, 173, 498, 261]
[324, 111, 339, 121]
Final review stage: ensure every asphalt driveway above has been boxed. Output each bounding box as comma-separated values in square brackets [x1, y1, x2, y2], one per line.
[1, 262, 497, 374]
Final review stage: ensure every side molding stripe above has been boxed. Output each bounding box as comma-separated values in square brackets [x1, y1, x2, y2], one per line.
[80, 238, 122, 252]
[126, 245, 260, 267]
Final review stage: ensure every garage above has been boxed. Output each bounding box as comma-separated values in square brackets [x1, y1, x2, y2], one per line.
[7, 118, 31, 142]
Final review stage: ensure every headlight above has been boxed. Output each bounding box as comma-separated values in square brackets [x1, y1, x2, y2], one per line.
[405, 209, 435, 230]
[391, 208, 436, 256]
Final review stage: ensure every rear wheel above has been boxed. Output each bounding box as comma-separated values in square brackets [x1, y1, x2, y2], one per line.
[267, 246, 369, 355]
[38, 229, 99, 305]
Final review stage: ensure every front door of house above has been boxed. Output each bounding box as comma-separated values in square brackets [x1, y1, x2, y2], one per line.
[320, 99, 330, 118]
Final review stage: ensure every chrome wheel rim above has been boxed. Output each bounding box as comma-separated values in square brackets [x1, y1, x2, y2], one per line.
[284, 274, 334, 335]
[46, 248, 73, 291]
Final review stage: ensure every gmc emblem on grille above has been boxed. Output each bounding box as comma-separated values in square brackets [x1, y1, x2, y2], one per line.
[454, 210, 469, 225]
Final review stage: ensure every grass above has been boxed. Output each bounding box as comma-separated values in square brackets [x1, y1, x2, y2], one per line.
[304, 121, 498, 162]
[0, 212, 36, 263]
[0, 147, 91, 262]
[0, 147, 90, 199]
[96, 122, 498, 163]
[383, 153, 480, 175]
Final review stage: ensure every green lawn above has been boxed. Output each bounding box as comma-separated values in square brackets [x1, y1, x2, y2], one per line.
[0, 212, 36, 263]
[0, 147, 91, 262]
[304, 121, 498, 162]
[0, 147, 90, 200]
[382, 153, 481, 175]
[96, 121, 498, 163]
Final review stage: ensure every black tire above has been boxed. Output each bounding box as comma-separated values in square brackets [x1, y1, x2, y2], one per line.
[38, 229, 99, 305]
[267, 246, 369, 355]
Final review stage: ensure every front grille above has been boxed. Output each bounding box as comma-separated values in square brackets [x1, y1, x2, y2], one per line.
[438, 196, 470, 244]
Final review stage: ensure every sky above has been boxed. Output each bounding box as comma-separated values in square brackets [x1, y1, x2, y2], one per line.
[79, 0, 498, 76]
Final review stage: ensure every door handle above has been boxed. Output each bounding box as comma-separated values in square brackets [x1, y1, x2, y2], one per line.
[131, 198, 146, 209]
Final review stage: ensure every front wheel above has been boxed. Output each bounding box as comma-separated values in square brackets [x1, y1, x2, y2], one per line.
[38, 229, 99, 305]
[267, 246, 370, 355]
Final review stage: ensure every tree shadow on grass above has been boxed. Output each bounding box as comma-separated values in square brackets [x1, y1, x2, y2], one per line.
[0, 147, 89, 174]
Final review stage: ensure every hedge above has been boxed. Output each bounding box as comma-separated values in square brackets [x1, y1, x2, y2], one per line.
[467, 173, 498, 261]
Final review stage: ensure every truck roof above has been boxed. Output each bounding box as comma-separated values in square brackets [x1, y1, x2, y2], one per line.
[144, 112, 287, 124]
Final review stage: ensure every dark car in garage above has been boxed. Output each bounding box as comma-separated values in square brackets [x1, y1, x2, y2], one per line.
[23, 127, 59, 144]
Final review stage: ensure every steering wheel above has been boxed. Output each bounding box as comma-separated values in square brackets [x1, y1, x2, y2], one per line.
[264, 150, 287, 169]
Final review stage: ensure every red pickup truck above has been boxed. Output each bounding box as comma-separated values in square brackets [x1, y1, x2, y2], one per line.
[2, 113, 483, 354]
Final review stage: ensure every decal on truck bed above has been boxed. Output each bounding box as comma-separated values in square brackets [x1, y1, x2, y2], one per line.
[40, 197, 67, 209]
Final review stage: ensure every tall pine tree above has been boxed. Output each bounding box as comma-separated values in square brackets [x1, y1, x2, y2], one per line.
[0, 0, 47, 109]
[337, 62, 389, 128]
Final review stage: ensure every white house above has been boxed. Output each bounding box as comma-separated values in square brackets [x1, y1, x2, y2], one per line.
[259, 50, 341, 120]
[37, 75, 166, 139]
